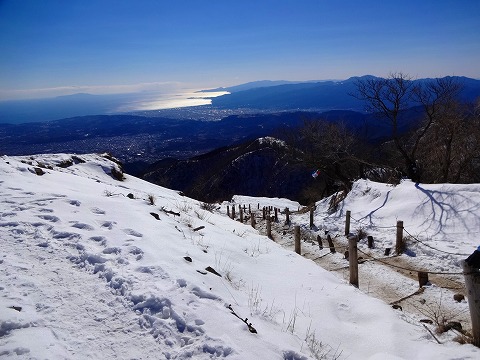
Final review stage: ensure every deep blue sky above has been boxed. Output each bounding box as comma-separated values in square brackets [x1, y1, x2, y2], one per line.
[1, 0, 479, 100]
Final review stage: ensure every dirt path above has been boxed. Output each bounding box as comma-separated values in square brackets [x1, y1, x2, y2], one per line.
[252, 215, 472, 340]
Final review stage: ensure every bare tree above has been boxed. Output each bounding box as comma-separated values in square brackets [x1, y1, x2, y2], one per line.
[291, 119, 369, 195]
[352, 73, 421, 180]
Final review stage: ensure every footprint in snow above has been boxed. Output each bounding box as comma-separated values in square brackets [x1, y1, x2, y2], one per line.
[30, 222, 53, 230]
[89, 236, 107, 246]
[135, 266, 169, 279]
[36, 214, 60, 223]
[37, 208, 54, 213]
[122, 228, 143, 238]
[0, 221, 21, 228]
[68, 199, 81, 207]
[191, 287, 220, 300]
[127, 246, 144, 260]
[0, 212, 17, 218]
[99, 221, 115, 230]
[48, 193, 67, 198]
[91, 207, 106, 215]
[102, 247, 122, 255]
[70, 222, 95, 231]
[50, 230, 81, 241]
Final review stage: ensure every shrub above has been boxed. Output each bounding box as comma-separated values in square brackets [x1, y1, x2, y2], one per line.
[147, 194, 156, 205]
[200, 202, 217, 212]
[110, 166, 125, 181]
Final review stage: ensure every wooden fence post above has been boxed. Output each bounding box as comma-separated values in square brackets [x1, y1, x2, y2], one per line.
[262, 207, 266, 220]
[285, 207, 290, 225]
[327, 234, 336, 253]
[345, 210, 351, 235]
[317, 235, 323, 250]
[463, 260, 480, 347]
[309, 207, 314, 229]
[418, 271, 429, 287]
[367, 235, 374, 249]
[227, 205, 230, 218]
[396, 220, 404, 254]
[239, 205, 243, 223]
[274, 208, 278, 222]
[294, 225, 301, 254]
[231, 205, 235, 220]
[248, 204, 251, 214]
[250, 212, 256, 228]
[349, 236, 359, 288]
[267, 218, 272, 239]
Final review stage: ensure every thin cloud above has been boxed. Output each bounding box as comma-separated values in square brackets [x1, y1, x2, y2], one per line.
[0, 81, 186, 101]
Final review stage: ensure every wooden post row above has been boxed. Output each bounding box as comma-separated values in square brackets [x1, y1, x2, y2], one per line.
[345, 210, 351, 235]
[418, 271, 429, 287]
[367, 235, 374, 249]
[309, 207, 314, 229]
[327, 234, 336, 254]
[317, 235, 323, 250]
[266, 218, 272, 239]
[294, 225, 301, 255]
[396, 220, 404, 255]
[348, 236, 359, 288]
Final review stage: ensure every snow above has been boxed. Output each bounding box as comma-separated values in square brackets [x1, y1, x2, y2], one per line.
[256, 137, 287, 147]
[1, 153, 479, 359]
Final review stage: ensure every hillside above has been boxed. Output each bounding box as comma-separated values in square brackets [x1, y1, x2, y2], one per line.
[1, 154, 480, 359]
[142, 137, 320, 203]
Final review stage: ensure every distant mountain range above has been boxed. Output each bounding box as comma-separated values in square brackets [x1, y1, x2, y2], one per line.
[2, 75, 479, 124]
[211, 76, 480, 110]
[204, 79, 330, 93]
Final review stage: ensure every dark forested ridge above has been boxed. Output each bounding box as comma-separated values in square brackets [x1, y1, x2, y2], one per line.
[141, 137, 320, 203]
[0, 109, 402, 176]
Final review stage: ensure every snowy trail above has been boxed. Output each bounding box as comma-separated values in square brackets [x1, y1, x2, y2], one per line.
[245, 208, 473, 340]
[1, 200, 161, 358]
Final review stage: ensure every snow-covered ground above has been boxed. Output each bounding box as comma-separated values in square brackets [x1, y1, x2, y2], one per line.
[1, 153, 479, 359]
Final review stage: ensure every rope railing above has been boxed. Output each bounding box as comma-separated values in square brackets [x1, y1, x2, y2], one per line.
[402, 228, 470, 257]
[230, 203, 471, 277]
[349, 213, 471, 257]
[350, 215, 397, 229]
[356, 248, 464, 276]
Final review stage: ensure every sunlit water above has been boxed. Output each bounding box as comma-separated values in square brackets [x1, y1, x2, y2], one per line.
[115, 90, 229, 112]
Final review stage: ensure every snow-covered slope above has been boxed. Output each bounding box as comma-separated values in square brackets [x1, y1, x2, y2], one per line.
[1, 154, 479, 359]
